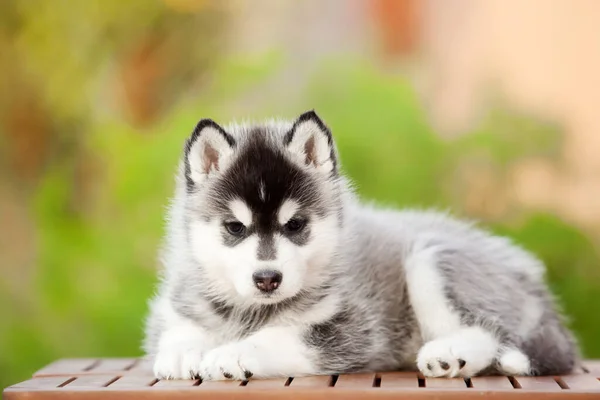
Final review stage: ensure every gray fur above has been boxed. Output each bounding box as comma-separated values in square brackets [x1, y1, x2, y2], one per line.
[143, 112, 578, 379]
[256, 235, 277, 260]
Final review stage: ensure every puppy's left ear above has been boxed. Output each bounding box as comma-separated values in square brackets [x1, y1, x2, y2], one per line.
[284, 110, 337, 175]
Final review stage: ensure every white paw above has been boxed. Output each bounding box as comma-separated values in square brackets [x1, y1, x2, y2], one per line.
[199, 342, 260, 381]
[417, 330, 497, 378]
[499, 349, 530, 375]
[417, 338, 467, 377]
[153, 344, 205, 380]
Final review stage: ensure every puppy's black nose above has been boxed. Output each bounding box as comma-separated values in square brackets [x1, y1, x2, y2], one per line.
[252, 270, 282, 293]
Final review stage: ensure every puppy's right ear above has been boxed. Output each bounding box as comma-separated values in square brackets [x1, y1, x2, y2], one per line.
[184, 119, 236, 187]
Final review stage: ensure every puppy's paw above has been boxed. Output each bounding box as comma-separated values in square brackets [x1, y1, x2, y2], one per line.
[417, 336, 496, 378]
[498, 349, 531, 376]
[153, 344, 205, 380]
[199, 342, 260, 381]
[417, 327, 498, 378]
[417, 338, 468, 378]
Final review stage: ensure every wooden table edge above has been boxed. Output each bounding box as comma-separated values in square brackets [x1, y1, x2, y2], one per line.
[4, 387, 600, 400]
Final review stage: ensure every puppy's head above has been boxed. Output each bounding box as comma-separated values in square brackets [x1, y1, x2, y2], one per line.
[183, 111, 343, 305]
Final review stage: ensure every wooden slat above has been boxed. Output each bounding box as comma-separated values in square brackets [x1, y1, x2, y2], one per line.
[559, 375, 600, 391]
[288, 375, 332, 387]
[425, 377, 468, 388]
[335, 373, 377, 388]
[380, 372, 418, 388]
[5, 376, 75, 390]
[513, 376, 563, 391]
[244, 378, 289, 388]
[63, 375, 119, 388]
[197, 380, 245, 390]
[153, 379, 199, 388]
[33, 359, 98, 377]
[125, 358, 153, 375]
[106, 376, 158, 388]
[470, 375, 514, 390]
[89, 358, 138, 374]
[584, 361, 600, 376]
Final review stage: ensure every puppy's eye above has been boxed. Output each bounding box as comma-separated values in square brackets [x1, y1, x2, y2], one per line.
[224, 221, 246, 236]
[284, 218, 306, 233]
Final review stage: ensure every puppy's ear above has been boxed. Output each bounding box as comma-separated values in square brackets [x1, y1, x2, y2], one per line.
[284, 110, 337, 175]
[184, 119, 236, 187]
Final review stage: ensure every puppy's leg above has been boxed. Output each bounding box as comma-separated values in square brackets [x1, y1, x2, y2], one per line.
[405, 245, 500, 377]
[150, 298, 213, 380]
[199, 326, 318, 380]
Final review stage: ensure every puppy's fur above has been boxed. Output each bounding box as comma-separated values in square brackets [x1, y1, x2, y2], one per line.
[143, 111, 578, 380]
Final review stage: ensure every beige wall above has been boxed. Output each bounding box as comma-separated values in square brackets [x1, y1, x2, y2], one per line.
[419, 0, 600, 231]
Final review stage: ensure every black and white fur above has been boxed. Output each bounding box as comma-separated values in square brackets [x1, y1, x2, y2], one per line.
[143, 111, 578, 380]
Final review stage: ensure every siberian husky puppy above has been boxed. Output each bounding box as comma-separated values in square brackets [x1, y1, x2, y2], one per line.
[143, 111, 577, 381]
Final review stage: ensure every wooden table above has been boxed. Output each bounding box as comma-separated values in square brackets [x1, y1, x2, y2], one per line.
[4, 358, 600, 399]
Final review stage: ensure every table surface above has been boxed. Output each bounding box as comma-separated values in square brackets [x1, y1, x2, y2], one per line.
[4, 358, 600, 399]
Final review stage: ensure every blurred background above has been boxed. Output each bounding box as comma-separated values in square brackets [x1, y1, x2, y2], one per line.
[1, 0, 600, 389]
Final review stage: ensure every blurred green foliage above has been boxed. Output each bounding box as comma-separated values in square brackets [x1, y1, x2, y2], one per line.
[2, 53, 599, 392]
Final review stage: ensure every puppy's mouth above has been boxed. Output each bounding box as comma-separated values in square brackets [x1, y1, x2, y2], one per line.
[253, 291, 284, 304]
[251, 287, 299, 305]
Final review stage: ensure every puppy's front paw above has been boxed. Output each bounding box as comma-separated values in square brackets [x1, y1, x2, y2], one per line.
[199, 342, 259, 381]
[153, 344, 205, 380]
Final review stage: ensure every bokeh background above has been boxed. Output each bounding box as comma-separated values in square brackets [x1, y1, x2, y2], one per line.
[2, 0, 600, 389]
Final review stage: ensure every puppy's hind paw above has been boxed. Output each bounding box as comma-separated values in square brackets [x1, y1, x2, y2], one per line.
[417, 339, 468, 378]
[498, 349, 531, 376]
[417, 328, 498, 378]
